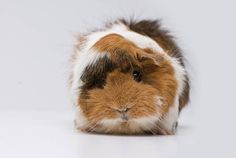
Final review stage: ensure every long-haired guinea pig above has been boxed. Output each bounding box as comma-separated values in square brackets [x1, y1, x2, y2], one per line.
[69, 19, 190, 135]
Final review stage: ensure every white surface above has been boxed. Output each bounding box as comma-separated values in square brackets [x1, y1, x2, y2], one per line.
[0, 108, 194, 158]
[0, 0, 236, 158]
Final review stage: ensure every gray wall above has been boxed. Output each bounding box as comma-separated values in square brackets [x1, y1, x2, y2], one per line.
[0, 0, 235, 118]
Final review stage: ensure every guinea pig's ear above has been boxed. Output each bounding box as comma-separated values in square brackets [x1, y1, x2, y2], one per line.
[137, 52, 165, 66]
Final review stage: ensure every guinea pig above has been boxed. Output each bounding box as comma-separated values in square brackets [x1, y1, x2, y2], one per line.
[69, 19, 190, 135]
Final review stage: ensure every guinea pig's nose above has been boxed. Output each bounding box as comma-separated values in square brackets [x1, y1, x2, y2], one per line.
[116, 107, 130, 121]
[121, 114, 128, 121]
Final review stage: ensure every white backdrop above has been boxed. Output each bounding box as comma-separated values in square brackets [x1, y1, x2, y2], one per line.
[0, 0, 235, 158]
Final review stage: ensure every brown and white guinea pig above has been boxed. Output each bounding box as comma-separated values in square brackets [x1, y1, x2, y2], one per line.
[69, 19, 190, 135]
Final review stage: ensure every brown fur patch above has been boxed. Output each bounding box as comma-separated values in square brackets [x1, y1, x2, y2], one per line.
[68, 35, 87, 87]
[92, 34, 140, 63]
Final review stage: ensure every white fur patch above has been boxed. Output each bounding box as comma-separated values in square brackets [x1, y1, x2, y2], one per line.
[158, 96, 179, 133]
[99, 118, 121, 128]
[132, 116, 161, 130]
[169, 57, 187, 97]
[74, 106, 88, 130]
[155, 96, 164, 107]
[99, 115, 160, 133]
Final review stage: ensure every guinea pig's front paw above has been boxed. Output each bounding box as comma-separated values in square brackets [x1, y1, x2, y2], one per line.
[171, 121, 178, 134]
[74, 119, 89, 133]
[151, 122, 178, 135]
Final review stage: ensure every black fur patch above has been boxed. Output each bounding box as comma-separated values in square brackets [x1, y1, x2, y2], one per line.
[80, 56, 116, 91]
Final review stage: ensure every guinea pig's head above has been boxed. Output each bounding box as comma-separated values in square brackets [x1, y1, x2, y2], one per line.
[71, 32, 186, 135]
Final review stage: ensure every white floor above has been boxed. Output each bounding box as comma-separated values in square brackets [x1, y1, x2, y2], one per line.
[0, 108, 196, 158]
[1, 105, 236, 158]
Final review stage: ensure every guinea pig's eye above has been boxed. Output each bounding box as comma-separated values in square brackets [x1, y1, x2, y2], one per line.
[132, 70, 142, 82]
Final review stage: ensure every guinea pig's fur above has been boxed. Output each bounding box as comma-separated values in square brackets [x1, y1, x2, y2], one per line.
[69, 19, 190, 135]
